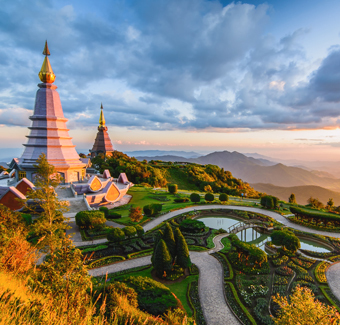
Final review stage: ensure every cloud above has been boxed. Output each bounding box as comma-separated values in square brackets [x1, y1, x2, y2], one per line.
[1, 0, 340, 132]
[0, 108, 32, 126]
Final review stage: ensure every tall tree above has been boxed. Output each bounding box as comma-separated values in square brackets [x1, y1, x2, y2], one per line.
[273, 286, 340, 325]
[174, 228, 191, 269]
[289, 193, 297, 204]
[152, 239, 172, 277]
[25, 153, 69, 255]
[163, 223, 176, 260]
[129, 206, 143, 222]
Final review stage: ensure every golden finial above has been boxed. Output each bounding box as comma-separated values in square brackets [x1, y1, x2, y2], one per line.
[38, 40, 55, 83]
[99, 103, 106, 127]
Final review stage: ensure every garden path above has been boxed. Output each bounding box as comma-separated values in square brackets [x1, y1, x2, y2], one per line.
[143, 205, 340, 238]
[326, 263, 340, 302]
[89, 250, 240, 325]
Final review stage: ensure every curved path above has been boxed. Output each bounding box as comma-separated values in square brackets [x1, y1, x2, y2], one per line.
[89, 238, 239, 325]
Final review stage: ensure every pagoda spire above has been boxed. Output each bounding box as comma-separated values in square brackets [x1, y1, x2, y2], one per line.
[38, 40, 55, 83]
[99, 103, 106, 127]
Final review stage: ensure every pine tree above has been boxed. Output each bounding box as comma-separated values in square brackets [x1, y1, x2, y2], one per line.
[152, 239, 172, 277]
[163, 222, 176, 260]
[174, 228, 191, 269]
[151, 229, 163, 264]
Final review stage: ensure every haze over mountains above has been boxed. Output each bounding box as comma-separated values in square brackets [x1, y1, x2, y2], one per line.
[131, 150, 340, 205]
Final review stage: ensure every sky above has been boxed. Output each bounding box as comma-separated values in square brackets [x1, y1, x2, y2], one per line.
[2, 0, 340, 161]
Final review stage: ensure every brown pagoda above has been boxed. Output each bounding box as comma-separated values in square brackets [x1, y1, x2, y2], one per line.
[90, 104, 114, 157]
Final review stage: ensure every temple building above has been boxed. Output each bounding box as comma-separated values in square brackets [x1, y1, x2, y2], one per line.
[10, 41, 86, 183]
[90, 104, 114, 157]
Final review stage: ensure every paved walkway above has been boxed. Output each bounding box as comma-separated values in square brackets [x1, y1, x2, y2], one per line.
[326, 263, 340, 303]
[89, 248, 239, 324]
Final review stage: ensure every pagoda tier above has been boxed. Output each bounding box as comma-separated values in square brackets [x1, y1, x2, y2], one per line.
[90, 104, 114, 157]
[16, 41, 85, 183]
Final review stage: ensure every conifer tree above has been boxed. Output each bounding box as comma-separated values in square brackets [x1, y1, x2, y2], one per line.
[174, 228, 191, 269]
[151, 229, 163, 263]
[289, 193, 297, 204]
[163, 222, 176, 260]
[152, 239, 172, 277]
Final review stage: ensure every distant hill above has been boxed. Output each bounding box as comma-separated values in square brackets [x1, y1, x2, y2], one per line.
[251, 183, 340, 206]
[135, 150, 340, 191]
[125, 150, 202, 158]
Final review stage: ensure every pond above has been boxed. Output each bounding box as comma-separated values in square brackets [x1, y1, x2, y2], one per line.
[197, 216, 332, 253]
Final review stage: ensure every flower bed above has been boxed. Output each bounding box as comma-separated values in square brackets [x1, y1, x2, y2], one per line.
[88, 255, 125, 269]
[314, 261, 329, 283]
[274, 275, 289, 285]
[287, 261, 314, 282]
[300, 250, 335, 258]
[275, 266, 293, 276]
[189, 264, 199, 275]
[320, 286, 340, 312]
[187, 281, 206, 325]
[329, 255, 340, 262]
[224, 282, 257, 325]
[254, 298, 274, 325]
[185, 238, 196, 245]
[271, 256, 289, 266]
[288, 216, 340, 232]
[291, 257, 315, 269]
[272, 285, 286, 296]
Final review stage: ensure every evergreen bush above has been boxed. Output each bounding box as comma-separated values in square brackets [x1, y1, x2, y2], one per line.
[152, 239, 172, 277]
[168, 184, 178, 194]
[205, 193, 214, 202]
[190, 193, 201, 203]
[107, 227, 125, 243]
[75, 211, 106, 229]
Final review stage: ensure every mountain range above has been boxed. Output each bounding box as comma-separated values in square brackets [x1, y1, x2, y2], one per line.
[133, 150, 340, 204]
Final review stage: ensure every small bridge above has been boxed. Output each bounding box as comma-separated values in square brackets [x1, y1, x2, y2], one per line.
[227, 221, 267, 234]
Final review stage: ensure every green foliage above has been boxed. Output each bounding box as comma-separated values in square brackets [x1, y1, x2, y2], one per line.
[88, 255, 125, 269]
[75, 210, 106, 230]
[174, 197, 189, 203]
[168, 183, 178, 194]
[107, 211, 121, 219]
[204, 193, 214, 202]
[21, 213, 32, 225]
[143, 203, 162, 216]
[99, 206, 109, 217]
[190, 193, 201, 203]
[179, 218, 205, 233]
[107, 227, 125, 243]
[260, 195, 278, 209]
[153, 229, 163, 251]
[271, 229, 300, 252]
[123, 226, 137, 238]
[219, 193, 229, 202]
[307, 196, 324, 209]
[152, 239, 172, 277]
[289, 193, 297, 204]
[124, 276, 178, 316]
[135, 224, 144, 237]
[163, 223, 177, 259]
[175, 228, 191, 268]
[81, 244, 108, 253]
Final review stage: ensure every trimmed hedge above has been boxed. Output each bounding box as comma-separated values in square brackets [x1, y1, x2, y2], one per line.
[290, 206, 340, 227]
[320, 286, 340, 313]
[75, 210, 106, 229]
[81, 245, 108, 253]
[314, 261, 329, 283]
[88, 255, 125, 269]
[179, 219, 205, 233]
[127, 248, 153, 259]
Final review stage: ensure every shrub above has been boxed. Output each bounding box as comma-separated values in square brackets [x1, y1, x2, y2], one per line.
[143, 204, 162, 217]
[271, 229, 300, 252]
[190, 193, 200, 203]
[124, 276, 178, 316]
[219, 193, 228, 203]
[163, 223, 176, 259]
[260, 195, 278, 209]
[99, 206, 109, 217]
[81, 244, 108, 253]
[123, 226, 137, 238]
[135, 224, 144, 237]
[179, 219, 205, 233]
[205, 193, 214, 202]
[107, 211, 121, 219]
[75, 211, 106, 229]
[129, 206, 143, 222]
[174, 228, 191, 268]
[168, 184, 178, 194]
[107, 227, 125, 243]
[289, 193, 297, 204]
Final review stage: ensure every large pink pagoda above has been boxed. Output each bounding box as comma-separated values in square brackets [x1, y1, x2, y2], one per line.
[10, 41, 86, 183]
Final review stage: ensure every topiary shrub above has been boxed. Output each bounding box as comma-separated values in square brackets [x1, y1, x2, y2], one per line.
[219, 193, 229, 203]
[123, 226, 137, 238]
[75, 211, 106, 229]
[168, 184, 178, 194]
[99, 206, 109, 218]
[135, 224, 144, 237]
[152, 239, 172, 277]
[179, 219, 205, 233]
[107, 211, 121, 219]
[205, 193, 214, 202]
[143, 203, 162, 217]
[271, 229, 300, 253]
[107, 227, 125, 243]
[190, 193, 200, 203]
